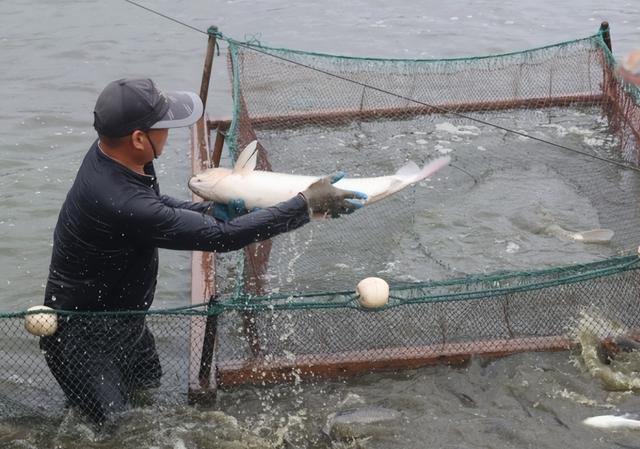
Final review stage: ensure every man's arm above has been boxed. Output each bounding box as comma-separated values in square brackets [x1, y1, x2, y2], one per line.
[159, 195, 248, 221]
[124, 193, 310, 252]
[159, 194, 213, 214]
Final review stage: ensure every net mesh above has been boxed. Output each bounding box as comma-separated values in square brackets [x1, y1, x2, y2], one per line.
[215, 28, 640, 379]
[3, 257, 640, 417]
[220, 32, 640, 296]
[3, 27, 640, 421]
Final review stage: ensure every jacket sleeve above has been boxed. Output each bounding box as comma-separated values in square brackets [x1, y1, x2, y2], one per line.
[159, 194, 214, 215]
[122, 193, 310, 252]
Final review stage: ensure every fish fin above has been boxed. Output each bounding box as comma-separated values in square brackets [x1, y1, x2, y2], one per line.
[233, 140, 258, 173]
[395, 161, 420, 178]
[395, 156, 451, 183]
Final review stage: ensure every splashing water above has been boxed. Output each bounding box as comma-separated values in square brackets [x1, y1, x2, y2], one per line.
[574, 311, 640, 391]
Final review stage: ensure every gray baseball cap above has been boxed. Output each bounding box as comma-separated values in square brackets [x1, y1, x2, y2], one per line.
[93, 78, 203, 138]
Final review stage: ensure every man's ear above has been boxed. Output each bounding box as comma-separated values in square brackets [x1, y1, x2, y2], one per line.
[131, 130, 147, 151]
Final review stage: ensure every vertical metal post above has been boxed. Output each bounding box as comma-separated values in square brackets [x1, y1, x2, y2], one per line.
[211, 128, 226, 167]
[188, 25, 220, 404]
[600, 21, 612, 52]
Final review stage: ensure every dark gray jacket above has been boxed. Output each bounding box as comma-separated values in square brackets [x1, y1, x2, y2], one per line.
[44, 141, 309, 311]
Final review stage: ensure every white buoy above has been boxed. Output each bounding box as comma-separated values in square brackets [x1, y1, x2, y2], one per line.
[356, 277, 390, 308]
[24, 305, 58, 337]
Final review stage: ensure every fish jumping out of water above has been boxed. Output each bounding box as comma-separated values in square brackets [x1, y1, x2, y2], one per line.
[188, 141, 451, 210]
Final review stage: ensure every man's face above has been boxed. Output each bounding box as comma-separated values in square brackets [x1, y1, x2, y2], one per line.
[145, 128, 169, 159]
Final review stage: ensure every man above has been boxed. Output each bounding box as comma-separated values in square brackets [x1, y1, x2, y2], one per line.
[40, 78, 366, 426]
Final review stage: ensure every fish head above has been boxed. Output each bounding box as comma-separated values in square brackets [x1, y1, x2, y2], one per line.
[188, 167, 232, 201]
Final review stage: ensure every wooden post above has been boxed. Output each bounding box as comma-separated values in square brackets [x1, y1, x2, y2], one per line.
[600, 21, 612, 52]
[188, 25, 220, 404]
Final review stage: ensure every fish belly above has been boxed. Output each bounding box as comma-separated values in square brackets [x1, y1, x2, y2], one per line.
[206, 173, 403, 209]
[214, 172, 319, 209]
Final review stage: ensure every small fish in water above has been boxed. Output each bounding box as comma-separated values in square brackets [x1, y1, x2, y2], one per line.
[189, 140, 450, 211]
[544, 224, 614, 243]
[323, 406, 401, 440]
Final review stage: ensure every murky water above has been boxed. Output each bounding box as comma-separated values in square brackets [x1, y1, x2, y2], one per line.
[2, 0, 640, 447]
[4, 346, 640, 449]
[250, 108, 627, 294]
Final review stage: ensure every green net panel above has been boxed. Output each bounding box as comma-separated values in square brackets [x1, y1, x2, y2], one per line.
[3, 27, 640, 421]
[3, 257, 640, 417]
[213, 256, 640, 385]
[0, 312, 194, 418]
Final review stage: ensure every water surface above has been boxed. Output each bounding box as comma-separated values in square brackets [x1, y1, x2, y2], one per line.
[1, 1, 640, 447]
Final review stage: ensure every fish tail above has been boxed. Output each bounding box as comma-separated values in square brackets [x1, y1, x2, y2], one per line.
[395, 156, 451, 184]
[413, 156, 451, 183]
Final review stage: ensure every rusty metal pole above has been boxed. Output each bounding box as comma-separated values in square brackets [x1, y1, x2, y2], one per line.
[199, 26, 219, 110]
[196, 26, 219, 168]
[200, 26, 228, 169]
[188, 25, 220, 405]
[600, 21, 612, 52]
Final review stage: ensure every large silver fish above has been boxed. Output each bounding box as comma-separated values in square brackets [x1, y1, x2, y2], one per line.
[188, 141, 451, 210]
[544, 224, 614, 243]
[583, 413, 640, 430]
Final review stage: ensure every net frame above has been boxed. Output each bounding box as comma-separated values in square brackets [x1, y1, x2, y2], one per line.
[199, 24, 640, 387]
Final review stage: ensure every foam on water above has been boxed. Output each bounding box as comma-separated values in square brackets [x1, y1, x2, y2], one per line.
[435, 122, 481, 136]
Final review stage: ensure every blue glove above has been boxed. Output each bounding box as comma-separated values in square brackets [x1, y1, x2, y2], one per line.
[301, 172, 368, 218]
[211, 199, 248, 221]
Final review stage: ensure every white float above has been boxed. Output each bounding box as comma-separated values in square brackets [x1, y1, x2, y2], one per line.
[24, 305, 58, 337]
[356, 277, 390, 309]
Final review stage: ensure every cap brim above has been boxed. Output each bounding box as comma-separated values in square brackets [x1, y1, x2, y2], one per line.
[150, 91, 203, 129]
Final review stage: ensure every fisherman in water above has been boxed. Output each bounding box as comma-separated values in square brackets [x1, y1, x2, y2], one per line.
[41, 78, 367, 426]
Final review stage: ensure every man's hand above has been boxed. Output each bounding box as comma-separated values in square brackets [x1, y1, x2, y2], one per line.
[211, 199, 248, 221]
[301, 172, 368, 218]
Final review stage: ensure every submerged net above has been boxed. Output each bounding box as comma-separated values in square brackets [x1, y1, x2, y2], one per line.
[3, 256, 640, 417]
[3, 26, 640, 421]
